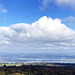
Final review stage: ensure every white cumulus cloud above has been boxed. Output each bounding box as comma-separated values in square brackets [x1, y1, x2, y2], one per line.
[0, 16, 75, 52]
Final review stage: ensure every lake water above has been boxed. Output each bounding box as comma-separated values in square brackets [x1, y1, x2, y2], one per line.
[0, 52, 75, 63]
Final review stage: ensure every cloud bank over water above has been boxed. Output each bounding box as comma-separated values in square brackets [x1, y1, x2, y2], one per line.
[0, 16, 75, 52]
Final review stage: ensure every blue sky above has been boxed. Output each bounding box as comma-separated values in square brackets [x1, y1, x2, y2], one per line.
[0, 0, 75, 27]
[0, 0, 75, 53]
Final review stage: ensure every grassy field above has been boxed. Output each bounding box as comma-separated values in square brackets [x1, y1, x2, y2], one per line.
[0, 63, 22, 67]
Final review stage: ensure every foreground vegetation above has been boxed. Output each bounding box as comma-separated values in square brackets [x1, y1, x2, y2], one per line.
[0, 63, 75, 75]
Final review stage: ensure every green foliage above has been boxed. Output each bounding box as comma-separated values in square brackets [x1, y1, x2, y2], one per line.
[0, 64, 75, 75]
[14, 73, 21, 75]
[0, 71, 5, 75]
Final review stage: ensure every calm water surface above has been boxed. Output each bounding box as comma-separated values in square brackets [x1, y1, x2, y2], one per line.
[0, 52, 75, 63]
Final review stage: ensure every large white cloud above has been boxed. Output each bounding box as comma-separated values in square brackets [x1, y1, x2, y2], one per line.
[0, 16, 75, 52]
